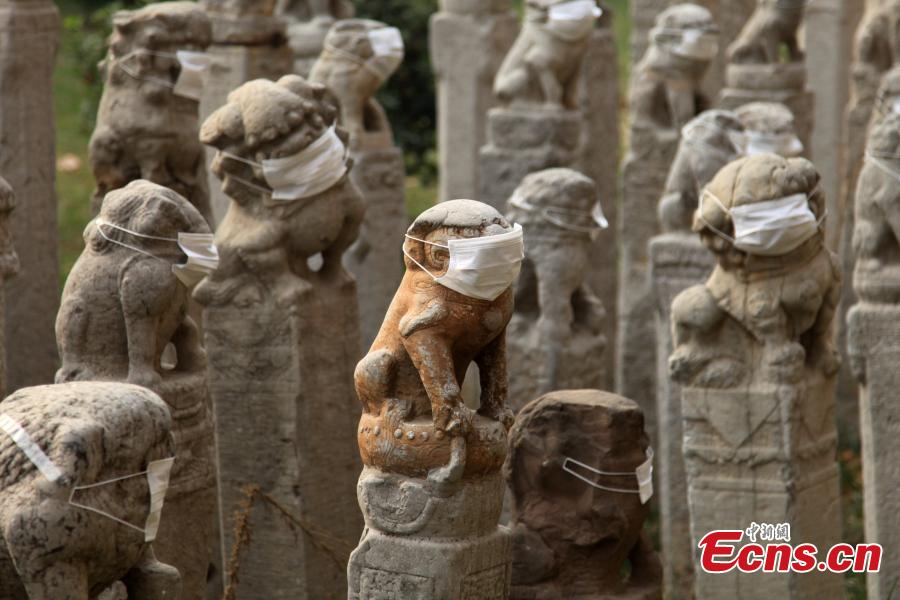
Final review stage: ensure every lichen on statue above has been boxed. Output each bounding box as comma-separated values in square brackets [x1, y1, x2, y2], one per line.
[195, 75, 365, 308]
[669, 154, 841, 389]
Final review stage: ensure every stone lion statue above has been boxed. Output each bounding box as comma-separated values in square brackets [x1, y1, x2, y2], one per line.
[728, 0, 805, 65]
[494, 0, 602, 108]
[669, 154, 840, 388]
[56, 180, 210, 389]
[0, 382, 179, 600]
[88, 2, 213, 223]
[195, 75, 365, 308]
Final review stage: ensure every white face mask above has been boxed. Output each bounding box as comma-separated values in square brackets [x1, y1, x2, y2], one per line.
[546, 0, 602, 41]
[221, 125, 349, 203]
[116, 49, 211, 101]
[510, 192, 608, 240]
[173, 232, 219, 287]
[662, 27, 719, 61]
[743, 130, 804, 157]
[699, 189, 822, 256]
[94, 219, 217, 288]
[563, 448, 654, 505]
[69, 457, 175, 543]
[366, 27, 404, 80]
[404, 224, 525, 301]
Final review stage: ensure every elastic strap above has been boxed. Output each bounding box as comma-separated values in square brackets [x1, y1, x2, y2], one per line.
[95, 221, 169, 264]
[115, 50, 177, 88]
[698, 189, 736, 243]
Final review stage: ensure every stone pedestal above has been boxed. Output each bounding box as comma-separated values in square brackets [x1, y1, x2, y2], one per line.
[204, 283, 362, 599]
[349, 427, 511, 599]
[719, 63, 815, 152]
[345, 137, 406, 352]
[847, 304, 900, 599]
[430, 0, 518, 203]
[649, 232, 713, 600]
[0, 0, 59, 391]
[151, 371, 217, 600]
[198, 11, 293, 226]
[682, 379, 843, 599]
[578, 24, 619, 390]
[479, 108, 581, 211]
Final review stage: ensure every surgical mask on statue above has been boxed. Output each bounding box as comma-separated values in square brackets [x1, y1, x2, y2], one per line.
[743, 130, 804, 157]
[173, 233, 219, 287]
[563, 448, 654, 504]
[510, 192, 608, 240]
[69, 458, 175, 543]
[699, 188, 823, 256]
[221, 125, 349, 203]
[404, 224, 525, 301]
[94, 219, 218, 287]
[662, 27, 719, 61]
[546, 0, 602, 41]
[366, 27, 404, 80]
[117, 49, 211, 101]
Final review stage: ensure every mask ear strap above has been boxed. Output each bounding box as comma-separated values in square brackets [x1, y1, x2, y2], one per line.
[404, 234, 449, 249]
[115, 50, 177, 89]
[220, 151, 262, 169]
[698, 190, 736, 244]
[95, 221, 170, 264]
[402, 244, 438, 280]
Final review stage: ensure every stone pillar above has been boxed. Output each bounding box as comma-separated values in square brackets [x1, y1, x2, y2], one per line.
[276, 0, 355, 76]
[578, 14, 619, 389]
[430, 0, 518, 203]
[199, 0, 293, 227]
[617, 4, 716, 435]
[0, 0, 59, 391]
[505, 169, 607, 413]
[55, 180, 217, 599]
[309, 19, 406, 351]
[349, 199, 519, 598]
[197, 76, 364, 599]
[507, 390, 661, 599]
[89, 3, 214, 224]
[845, 113, 900, 600]
[670, 154, 842, 599]
[0, 177, 16, 400]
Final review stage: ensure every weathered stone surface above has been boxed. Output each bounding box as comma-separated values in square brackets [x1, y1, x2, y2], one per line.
[0, 0, 59, 391]
[618, 3, 716, 440]
[277, 0, 354, 76]
[198, 75, 364, 599]
[350, 200, 519, 598]
[0, 381, 181, 599]
[55, 180, 217, 600]
[846, 113, 900, 600]
[670, 154, 842, 598]
[89, 2, 213, 225]
[430, 0, 518, 203]
[199, 0, 293, 226]
[0, 177, 17, 400]
[506, 389, 662, 599]
[505, 169, 606, 413]
[310, 19, 406, 350]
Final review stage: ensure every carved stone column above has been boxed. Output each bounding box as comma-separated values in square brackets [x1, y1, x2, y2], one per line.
[276, 0, 355, 76]
[670, 154, 842, 599]
[846, 113, 900, 600]
[618, 4, 716, 436]
[197, 76, 364, 599]
[199, 0, 293, 226]
[348, 200, 519, 598]
[430, 0, 518, 203]
[310, 19, 406, 351]
[505, 168, 606, 413]
[0, 0, 59, 391]
[55, 181, 217, 599]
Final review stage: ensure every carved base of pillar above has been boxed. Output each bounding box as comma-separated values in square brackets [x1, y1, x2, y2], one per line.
[349, 467, 511, 599]
[200, 43, 294, 227]
[151, 371, 217, 600]
[719, 63, 815, 151]
[203, 280, 362, 599]
[682, 378, 842, 599]
[286, 19, 331, 76]
[649, 232, 713, 600]
[847, 303, 900, 599]
[478, 108, 581, 211]
[506, 315, 605, 414]
[346, 142, 406, 352]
